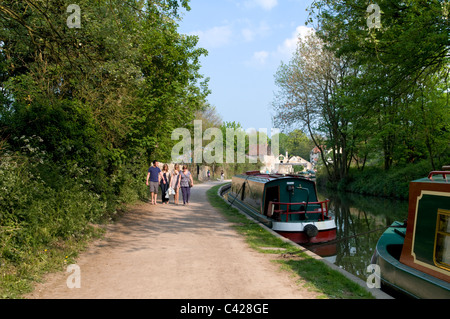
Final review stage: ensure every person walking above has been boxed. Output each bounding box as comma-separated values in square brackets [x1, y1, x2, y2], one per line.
[160, 164, 170, 204]
[180, 165, 194, 205]
[169, 164, 181, 205]
[146, 160, 161, 205]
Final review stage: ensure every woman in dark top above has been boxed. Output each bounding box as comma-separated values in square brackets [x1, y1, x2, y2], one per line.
[160, 164, 170, 204]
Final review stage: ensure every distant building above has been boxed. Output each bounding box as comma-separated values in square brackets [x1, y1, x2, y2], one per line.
[260, 152, 313, 174]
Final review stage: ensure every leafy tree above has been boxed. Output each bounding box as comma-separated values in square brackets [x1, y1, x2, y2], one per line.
[274, 129, 315, 160]
[305, 0, 449, 171]
[273, 33, 358, 182]
[309, 0, 449, 96]
[0, 0, 209, 193]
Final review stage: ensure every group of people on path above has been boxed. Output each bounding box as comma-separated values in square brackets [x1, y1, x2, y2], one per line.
[146, 161, 194, 206]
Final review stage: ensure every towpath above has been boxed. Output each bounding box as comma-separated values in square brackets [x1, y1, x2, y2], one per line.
[26, 181, 319, 299]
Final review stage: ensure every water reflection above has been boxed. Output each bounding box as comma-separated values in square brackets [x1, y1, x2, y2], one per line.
[309, 189, 409, 281]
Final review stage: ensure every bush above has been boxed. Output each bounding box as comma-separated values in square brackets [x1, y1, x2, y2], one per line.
[0, 155, 105, 258]
[0, 147, 146, 297]
[340, 160, 436, 199]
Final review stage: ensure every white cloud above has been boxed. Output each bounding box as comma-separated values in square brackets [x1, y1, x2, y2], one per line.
[244, 50, 270, 67]
[242, 28, 254, 42]
[241, 21, 271, 42]
[253, 51, 270, 64]
[245, 25, 314, 68]
[276, 26, 314, 60]
[191, 25, 233, 49]
[244, 0, 278, 11]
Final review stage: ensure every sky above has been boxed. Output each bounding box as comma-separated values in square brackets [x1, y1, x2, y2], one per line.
[177, 0, 315, 134]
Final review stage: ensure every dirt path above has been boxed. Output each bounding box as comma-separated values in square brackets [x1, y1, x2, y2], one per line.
[26, 181, 319, 299]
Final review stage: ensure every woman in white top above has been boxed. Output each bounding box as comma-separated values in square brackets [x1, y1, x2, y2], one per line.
[169, 164, 181, 205]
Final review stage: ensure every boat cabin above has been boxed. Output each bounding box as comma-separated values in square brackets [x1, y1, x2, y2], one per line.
[400, 171, 450, 283]
[230, 171, 330, 223]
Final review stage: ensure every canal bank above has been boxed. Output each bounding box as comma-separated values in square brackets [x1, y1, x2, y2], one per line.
[216, 184, 393, 299]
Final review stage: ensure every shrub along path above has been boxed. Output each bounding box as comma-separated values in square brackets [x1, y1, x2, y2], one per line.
[26, 181, 320, 299]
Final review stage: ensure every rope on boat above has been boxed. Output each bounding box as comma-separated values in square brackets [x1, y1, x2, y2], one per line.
[227, 176, 250, 209]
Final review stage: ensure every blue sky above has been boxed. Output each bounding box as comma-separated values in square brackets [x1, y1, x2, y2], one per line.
[178, 0, 314, 134]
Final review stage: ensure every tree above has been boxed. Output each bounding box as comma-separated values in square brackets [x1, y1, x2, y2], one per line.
[0, 0, 209, 194]
[272, 132, 289, 156]
[272, 32, 358, 182]
[306, 0, 450, 170]
[309, 0, 449, 97]
[275, 129, 315, 160]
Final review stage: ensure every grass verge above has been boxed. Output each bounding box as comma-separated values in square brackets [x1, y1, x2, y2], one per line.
[0, 226, 105, 299]
[206, 184, 374, 299]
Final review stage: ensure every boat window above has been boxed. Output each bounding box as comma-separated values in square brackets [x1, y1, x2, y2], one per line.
[434, 209, 450, 271]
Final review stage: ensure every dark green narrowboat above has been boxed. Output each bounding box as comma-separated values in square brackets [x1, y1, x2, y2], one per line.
[373, 171, 450, 299]
[228, 171, 337, 244]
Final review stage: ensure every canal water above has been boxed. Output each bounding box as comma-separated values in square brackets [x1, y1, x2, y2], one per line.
[309, 188, 409, 282]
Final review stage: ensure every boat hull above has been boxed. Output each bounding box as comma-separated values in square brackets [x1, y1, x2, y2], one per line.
[274, 220, 337, 244]
[275, 229, 337, 244]
[375, 222, 450, 299]
[227, 192, 337, 244]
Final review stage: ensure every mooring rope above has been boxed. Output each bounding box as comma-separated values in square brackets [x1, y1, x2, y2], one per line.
[227, 176, 250, 209]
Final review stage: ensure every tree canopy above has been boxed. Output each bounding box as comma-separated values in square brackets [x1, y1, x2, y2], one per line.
[273, 0, 449, 182]
[0, 0, 209, 194]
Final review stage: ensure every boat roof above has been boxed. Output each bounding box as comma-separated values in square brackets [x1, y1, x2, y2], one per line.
[235, 171, 314, 183]
[414, 171, 449, 184]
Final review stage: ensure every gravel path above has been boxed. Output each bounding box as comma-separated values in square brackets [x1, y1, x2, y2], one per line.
[26, 181, 319, 299]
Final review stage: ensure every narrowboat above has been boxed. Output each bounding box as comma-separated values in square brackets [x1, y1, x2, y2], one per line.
[227, 171, 337, 244]
[373, 170, 450, 299]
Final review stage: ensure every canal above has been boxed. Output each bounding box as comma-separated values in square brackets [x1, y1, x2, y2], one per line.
[309, 188, 409, 282]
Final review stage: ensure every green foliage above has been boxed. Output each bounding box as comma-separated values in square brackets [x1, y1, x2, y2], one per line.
[274, 0, 449, 185]
[218, 121, 264, 176]
[0, 0, 209, 164]
[274, 130, 315, 160]
[0, 152, 107, 298]
[0, 0, 209, 201]
[336, 160, 441, 199]
[307, 0, 450, 171]
[0, 0, 209, 298]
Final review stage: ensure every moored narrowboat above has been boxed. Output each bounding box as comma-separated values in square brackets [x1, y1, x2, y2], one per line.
[227, 171, 337, 245]
[373, 170, 450, 299]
